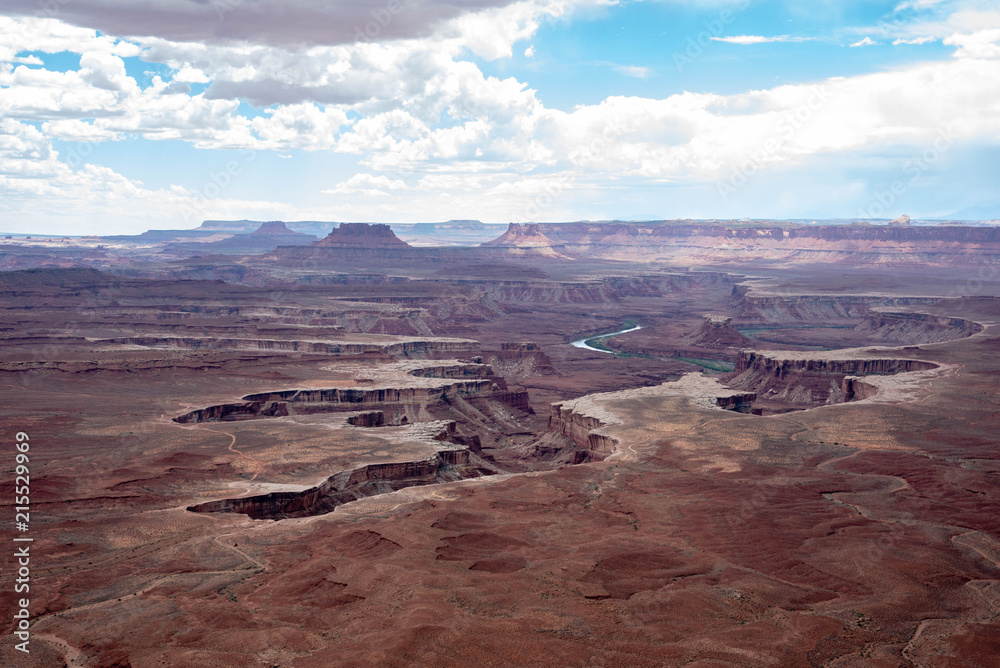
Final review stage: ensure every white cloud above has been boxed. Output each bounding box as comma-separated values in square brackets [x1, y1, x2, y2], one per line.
[892, 36, 937, 45]
[851, 37, 879, 47]
[41, 119, 119, 142]
[12, 54, 43, 65]
[0, 118, 295, 234]
[711, 35, 811, 45]
[2, 2, 1000, 229]
[614, 65, 651, 79]
[0, 0, 531, 49]
[945, 29, 1000, 58]
[323, 173, 409, 196]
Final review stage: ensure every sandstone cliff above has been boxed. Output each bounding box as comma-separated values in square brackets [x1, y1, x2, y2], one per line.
[187, 446, 494, 520]
[475, 221, 1000, 265]
[680, 315, 754, 348]
[481, 223, 560, 249]
[316, 223, 411, 248]
[726, 350, 939, 409]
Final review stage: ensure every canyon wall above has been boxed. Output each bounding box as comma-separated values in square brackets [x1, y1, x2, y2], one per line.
[176, 379, 506, 424]
[727, 351, 939, 408]
[103, 336, 479, 357]
[520, 222, 1000, 264]
[731, 287, 942, 322]
[852, 311, 982, 343]
[187, 447, 493, 520]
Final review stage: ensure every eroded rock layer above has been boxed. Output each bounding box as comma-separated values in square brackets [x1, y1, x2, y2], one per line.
[188, 446, 494, 520]
[727, 350, 940, 410]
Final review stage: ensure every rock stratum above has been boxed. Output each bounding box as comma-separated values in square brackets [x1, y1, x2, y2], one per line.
[479, 221, 1000, 265]
[188, 425, 496, 520]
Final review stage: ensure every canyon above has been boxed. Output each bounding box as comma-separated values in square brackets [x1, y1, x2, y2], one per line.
[1, 221, 999, 667]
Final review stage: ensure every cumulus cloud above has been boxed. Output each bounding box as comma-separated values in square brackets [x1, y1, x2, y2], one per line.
[0, 118, 293, 234]
[323, 173, 409, 196]
[945, 29, 1000, 58]
[2, 1, 1000, 229]
[0, 0, 564, 49]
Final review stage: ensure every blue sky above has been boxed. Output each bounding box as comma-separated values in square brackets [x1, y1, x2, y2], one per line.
[1, 0, 999, 234]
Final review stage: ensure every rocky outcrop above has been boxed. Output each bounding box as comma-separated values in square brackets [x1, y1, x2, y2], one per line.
[841, 377, 880, 402]
[731, 352, 938, 377]
[731, 287, 939, 322]
[162, 221, 317, 256]
[187, 447, 494, 520]
[681, 315, 754, 348]
[548, 404, 619, 457]
[243, 380, 496, 405]
[852, 311, 982, 344]
[494, 390, 533, 413]
[346, 411, 386, 427]
[474, 221, 1000, 265]
[727, 351, 939, 408]
[316, 223, 411, 249]
[102, 336, 478, 357]
[0, 267, 119, 287]
[481, 223, 559, 248]
[408, 363, 495, 379]
[173, 356, 533, 424]
[269, 223, 414, 263]
[549, 375, 757, 459]
[175, 379, 503, 424]
[174, 400, 292, 423]
[485, 343, 556, 380]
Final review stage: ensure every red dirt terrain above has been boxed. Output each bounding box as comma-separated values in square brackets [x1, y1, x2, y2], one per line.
[0, 223, 999, 667]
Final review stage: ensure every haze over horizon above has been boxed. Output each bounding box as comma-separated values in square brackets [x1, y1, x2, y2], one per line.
[2, 0, 1000, 235]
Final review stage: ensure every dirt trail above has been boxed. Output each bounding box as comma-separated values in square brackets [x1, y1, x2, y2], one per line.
[200, 426, 262, 481]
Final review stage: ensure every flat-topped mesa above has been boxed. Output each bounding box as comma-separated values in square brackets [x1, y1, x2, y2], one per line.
[100, 336, 477, 357]
[680, 314, 754, 348]
[852, 311, 983, 344]
[730, 288, 940, 322]
[482, 223, 559, 248]
[171, 358, 532, 424]
[173, 380, 498, 424]
[251, 220, 299, 236]
[187, 447, 495, 520]
[486, 342, 556, 380]
[316, 223, 410, 248]
[731, 351, 938, 377]
[727, 350, 939, 411]
[549, 374, 758, 461]
[477, 221, 1000, 264]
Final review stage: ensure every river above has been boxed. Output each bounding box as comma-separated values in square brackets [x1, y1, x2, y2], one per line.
[570, 324, 642, 354]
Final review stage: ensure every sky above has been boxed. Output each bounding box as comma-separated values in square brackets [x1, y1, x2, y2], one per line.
[1, 0, 999, 235]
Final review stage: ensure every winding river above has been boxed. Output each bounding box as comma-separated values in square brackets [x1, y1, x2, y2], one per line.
[571, 324, 642, 354]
